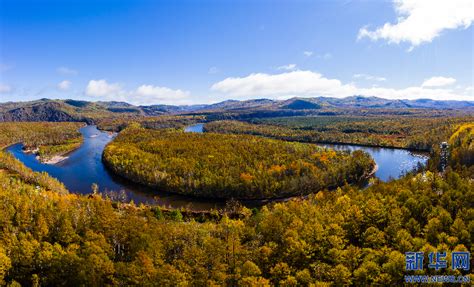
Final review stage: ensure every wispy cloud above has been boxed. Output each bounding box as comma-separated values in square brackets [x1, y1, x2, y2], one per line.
[317, 53, 332, 60]
[0, 84, 12, 93]
[277, 64, 297, 71]
[85, 79, 190, 105]
[353, 73, 387, 82]
[57, 66, 78, 76]
[358, 0, 474, 50]
[303, 51, 331, 59]
[208, 66, 219, 74]
[57, 80, 72, 91]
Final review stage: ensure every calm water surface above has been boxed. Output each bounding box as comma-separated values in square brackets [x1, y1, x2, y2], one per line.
[188, 123, 428, 181]
[319, 143, 427, 181]
[7, 123, 428, 210]
[184, 123, 205, 133]
[7, 125, 225, 210]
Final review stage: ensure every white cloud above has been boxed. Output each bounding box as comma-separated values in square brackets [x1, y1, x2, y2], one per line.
[0, 84, 12, 93]
[86, 79, 122, 97]
[208, 66, 219, 74]
[317, 53, 332, 60]
[358, 0, 474, 49]
[85, 79, 190, 105]
[304, 52, 332, 59]
[211, 70, 471, 101]
[277, 64, 297, 71]
[421, 76, 456, 87]
[135, 85, 190, 105]
[57, 80, 71, 91]
[356, 86, 467, 101]
[211, 70, 353, 99]
[57, 67, 78, 76]
[353, 73, 387, 82]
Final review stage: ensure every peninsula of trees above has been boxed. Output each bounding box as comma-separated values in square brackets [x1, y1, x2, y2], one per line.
[103, 124, 375, 199]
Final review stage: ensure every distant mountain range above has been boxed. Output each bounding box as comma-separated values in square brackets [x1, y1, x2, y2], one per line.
[0, 96, 472, 122]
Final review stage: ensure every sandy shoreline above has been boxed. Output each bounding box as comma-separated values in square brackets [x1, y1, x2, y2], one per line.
[367, 163, 379, 177]
[39, 155, 69, 164]
[22, 147, 70, 165]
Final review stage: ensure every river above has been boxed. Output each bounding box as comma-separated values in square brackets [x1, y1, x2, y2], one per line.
[7, 123, 428, 210]
[187, 123, 428, 181]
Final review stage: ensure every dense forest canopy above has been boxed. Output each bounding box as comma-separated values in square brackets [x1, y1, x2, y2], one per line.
[449, 123, 474, 171]
[95, 115, 205, 132]
[0, 117, 471, 286]
[0, 122, 83, 148]
[103, 125, 375, 199]
[0, 112, 474, 286]
[204, 116, 474, 151]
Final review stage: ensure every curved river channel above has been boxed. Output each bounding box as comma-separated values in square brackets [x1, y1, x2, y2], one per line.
[7, 124, 428, 210]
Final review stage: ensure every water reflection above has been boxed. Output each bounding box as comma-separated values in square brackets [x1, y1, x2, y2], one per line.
[7, 124, 428, 210]
[187, 123, 428, 181]
[7, 125, 226, 210]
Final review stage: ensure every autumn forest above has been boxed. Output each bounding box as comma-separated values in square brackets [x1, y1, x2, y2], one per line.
[0, 103, 472, 286]
[2, 0, 474, 285]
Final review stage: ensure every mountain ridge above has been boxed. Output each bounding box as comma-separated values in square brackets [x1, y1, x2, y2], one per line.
[0, 96, 472, 122]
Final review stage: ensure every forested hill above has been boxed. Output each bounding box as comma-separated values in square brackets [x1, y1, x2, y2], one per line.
[1, 96, 473, 123]
[0, 99, 144, 123]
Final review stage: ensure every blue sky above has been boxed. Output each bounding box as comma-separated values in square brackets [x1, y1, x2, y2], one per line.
[0, 0, 472, 105]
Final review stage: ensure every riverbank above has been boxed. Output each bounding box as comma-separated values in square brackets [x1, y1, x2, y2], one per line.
[201, 120, 444, 155]
[41, 154, 69, 164]
[22, 142, 82, 165]
[367, 162, 379, 178]
[0, 122, 85, 165]
[6, 124, 428, 211]
[233, 161, 378, 208]
[3, 143, 75, 165]
[22, 147, 67, 164]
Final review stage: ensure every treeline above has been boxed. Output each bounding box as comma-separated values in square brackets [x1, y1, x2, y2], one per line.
[0, 152, 69, 194]
[103, 125, 375, 199]
[0, 122, 83, 161]
[205, 116, 473, 151]
[200, 105, 473, 123]
[0, 151, 471, 286]
[95, 115, 206, 132]
[448, 123, 474, 175]
[0, 120, 471, 286]
[0, 122, 82, 193]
